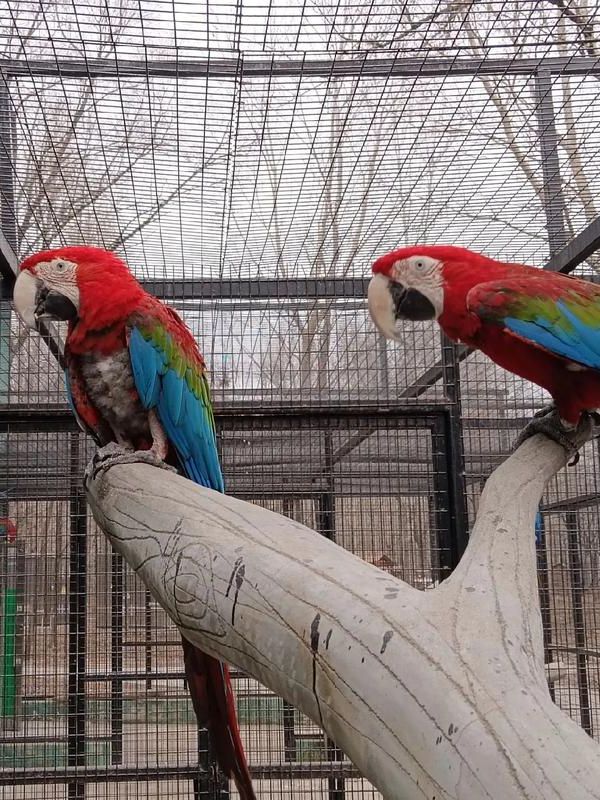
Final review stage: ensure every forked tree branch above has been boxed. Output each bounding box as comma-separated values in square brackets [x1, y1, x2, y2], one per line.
[86, 433, 600, 800]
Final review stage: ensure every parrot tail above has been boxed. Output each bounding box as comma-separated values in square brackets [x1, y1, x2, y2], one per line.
[181, 635, 257, 800]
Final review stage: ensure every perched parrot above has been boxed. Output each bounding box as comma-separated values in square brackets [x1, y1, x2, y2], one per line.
[13, 246, 256, 800]
[367, 244, 600, 455]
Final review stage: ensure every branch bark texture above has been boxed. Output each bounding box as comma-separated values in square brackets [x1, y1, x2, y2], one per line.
[86, 434, 600, 800]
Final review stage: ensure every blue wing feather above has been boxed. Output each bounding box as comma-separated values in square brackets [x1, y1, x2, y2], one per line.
[504, 311, 600, 368]
[128, 326, 224, 493]
[470, 278, 600, 370]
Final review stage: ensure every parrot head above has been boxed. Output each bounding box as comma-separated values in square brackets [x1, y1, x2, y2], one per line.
[367, 244, 492, 341]
[13, 246, 143, 331]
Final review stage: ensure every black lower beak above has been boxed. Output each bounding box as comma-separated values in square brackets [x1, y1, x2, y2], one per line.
[390, 283, 436, 322]
[35, 287, 78, 322]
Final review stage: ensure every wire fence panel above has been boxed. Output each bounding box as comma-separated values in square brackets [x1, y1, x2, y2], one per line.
[1, 1, 600, 797]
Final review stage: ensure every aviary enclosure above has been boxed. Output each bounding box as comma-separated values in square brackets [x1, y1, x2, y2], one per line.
[0, 1, 599, 798]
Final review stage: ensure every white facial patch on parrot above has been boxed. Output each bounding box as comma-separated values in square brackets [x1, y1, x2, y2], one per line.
[391, 255, 444, 318]
[368, 273, 402, 340]
[34, 258, 80, 310]
[368, 255, 445, 341]
[13, 258, 80, 330]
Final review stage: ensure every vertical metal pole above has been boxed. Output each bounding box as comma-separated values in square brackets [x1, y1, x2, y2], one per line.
[193, 728, 228, 799]
[316, 431, 345, 800]
[440, 333, 469, 566]
[0, 81, 17, 252]
[430, 418, 454, 582]
[565, 511, 593, 736]
[0, 81, 17, 729]
[193, 421, 227, 799]
[535, 513, 556, 701]
[281, 495, 298, 763]
[144, 588, 153, 689]
[110, 550, 123, 765]
[534, 69, 568, 255]
[534, 66, 570, 700]
[0, 527, 17, 729]
[67, 434, 87, 799]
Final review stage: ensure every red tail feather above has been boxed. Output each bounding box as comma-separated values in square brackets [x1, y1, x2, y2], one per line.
[181, 636, 256, 800]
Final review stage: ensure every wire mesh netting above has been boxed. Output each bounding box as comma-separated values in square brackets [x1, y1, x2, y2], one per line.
[0, 1, 600, 798]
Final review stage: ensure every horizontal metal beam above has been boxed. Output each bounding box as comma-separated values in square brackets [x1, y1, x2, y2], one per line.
[141, 276, 370, 300]
[1, 54, 600, 81]
[541, 491, 600, 512]
[0, 402, 448, 427]
[545, 215, 600, 273]
[0, 761, 359, 787]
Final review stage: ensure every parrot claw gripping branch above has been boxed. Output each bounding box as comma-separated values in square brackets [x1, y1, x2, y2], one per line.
[513, 404, 597, 465]
[368, 243, 600, 463]
[12, 246, 257, 800]
[86, 441, 179, 484]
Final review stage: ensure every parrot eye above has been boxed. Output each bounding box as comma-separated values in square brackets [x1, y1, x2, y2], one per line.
[55, 261, 66, 272]
[415, 260, 426, 270]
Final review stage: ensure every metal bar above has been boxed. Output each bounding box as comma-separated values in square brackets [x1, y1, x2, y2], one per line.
[67, 433, 87, 800]
[0, 761, 361, 785]
[565, 511, 593, 736]
[144, 589, 153, 689]
[0, 229, 16, 284]
[315, 432, 345, 800]
[541, 492, 600, 512]
[534, 514, 555, 700]
[0, 403, 542, 428]
[0, 538, 17, 727]
[84, 670, 187, 681]
[546, 643, 600, 660]
[2, 54, 600, 80]
[193, 724, 228, 800]
[0, 734, 111, 744]
[281, 495, 298, 763]
[110, 550, 124, 765]
[440, 335, 469, 562]
[534, 69, 568, 254]
[282, 700, 297, 762]
[140, 277, 370, 300]
[216, 406, 448, 423]
[0, 83, 17, 283]
[0, 234, 65, 366]
[0, 403, 448, 425]
[545, 215, 600, 273]
[430, 417, 454, 582]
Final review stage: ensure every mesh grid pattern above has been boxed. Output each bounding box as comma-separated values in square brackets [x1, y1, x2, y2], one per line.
[1, 1, 600, 798]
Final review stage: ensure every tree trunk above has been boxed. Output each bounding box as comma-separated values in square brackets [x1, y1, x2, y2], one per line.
[86, 434, 600, 800]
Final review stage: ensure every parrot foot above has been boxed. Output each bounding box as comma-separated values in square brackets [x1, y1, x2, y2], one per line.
[85, 442, 178, 484]
[514, 406, 594, 466]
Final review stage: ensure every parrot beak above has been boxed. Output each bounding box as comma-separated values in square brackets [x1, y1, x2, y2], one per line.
[13, 270, 78, 329]
[368, 273, 437, 340]
[368, 273, 402, 340]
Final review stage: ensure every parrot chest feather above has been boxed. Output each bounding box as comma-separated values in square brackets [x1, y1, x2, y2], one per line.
[78, 349, 150, 445]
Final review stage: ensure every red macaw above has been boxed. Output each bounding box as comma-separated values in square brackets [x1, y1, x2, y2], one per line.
[367, 244, 600, 454]
[13, 246, 255, 800]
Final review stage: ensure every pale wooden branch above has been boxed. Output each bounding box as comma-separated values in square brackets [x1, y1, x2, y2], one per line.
[85, 434, 600, 800]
